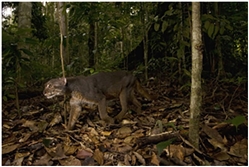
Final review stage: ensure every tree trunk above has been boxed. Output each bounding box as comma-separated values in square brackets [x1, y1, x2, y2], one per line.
[120, 27, 125, 69]
[214, 2, 225, 80]
[18, 2, 32, 60]
[88, 4, 95, 69]
[17, 2, 32, 117]
[94, 21, 98, 68]
[45, 2, 57, 68]
[189, 2, 203, 149]
[88, 23, 95, 68]
[142, 3, 149, 81]
[180, 2, 186, 70]
[58, 2, 68, 124]
[58, 2, 67, 77]
[18, 2, 32, 29]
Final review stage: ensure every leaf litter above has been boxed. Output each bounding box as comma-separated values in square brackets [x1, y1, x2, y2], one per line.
[2, 79, 248, 165]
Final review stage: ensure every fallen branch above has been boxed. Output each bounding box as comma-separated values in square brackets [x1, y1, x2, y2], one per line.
[136, 131, 180, 147]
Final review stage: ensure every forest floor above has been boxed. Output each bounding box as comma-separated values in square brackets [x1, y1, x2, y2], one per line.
[2, 78, 248, 166]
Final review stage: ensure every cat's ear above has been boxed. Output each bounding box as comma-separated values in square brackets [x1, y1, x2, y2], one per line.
[62, 77, 67, 85]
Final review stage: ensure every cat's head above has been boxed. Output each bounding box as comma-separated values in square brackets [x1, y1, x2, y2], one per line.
[43, 78, 67, 98]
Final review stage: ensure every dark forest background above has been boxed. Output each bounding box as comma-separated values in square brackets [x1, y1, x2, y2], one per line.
[2, 2, 247, 101]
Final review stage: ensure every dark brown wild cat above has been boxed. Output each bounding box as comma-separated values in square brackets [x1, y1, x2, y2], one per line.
[43, 71, 155, 130]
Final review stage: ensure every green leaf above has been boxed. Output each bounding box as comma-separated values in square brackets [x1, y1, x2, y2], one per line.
[161, 21, 168, 33]
[43, 138, 53, 148]
[24, 38, 39, 45]
[225, 115, 246, 131]
[219, 26, 225, 35]
[183, 69, 191, 77]
[173, 23, 179, 32]
[20, 48, 33, 57]
[154, 23, 160, 32]
[166, 57, 178, 62]
[164, 10, 173, 16]
[156, 138, 175, 155]
[204, 20, 211, 31]
[181, 40, 190, 47]
[18, 82, 26, 88]
[2, 31, 14, 43]
[7, 94, 16, 99]
[90, 68, 95, 74]
[213, 25, 219, 38]
[202, 14, 215, 21]
[225, 24, 233, 31]
[208, 23, 214, 39]
[3, 96, 8, 102]
[236, 76, 247, 84]
[15, 28, 32, 36]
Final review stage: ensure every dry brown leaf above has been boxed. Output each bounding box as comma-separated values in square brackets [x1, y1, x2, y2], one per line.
[151, 127, 163, 135]
[112, 138, 123, 144]
[117, 145, 133, 153]
[93, 148, 104, 165]
[212, 122, 229, 129]
[146, 115, 155, 124]
[37, 120, 48, 132]
[22, 120, 39, 132]
[208, 138, 226, 151]
[133, 129, 145, 138]
[19, 133, 32, 143]
[90, 136, 100, 144]
[86, 118, 95, 126]
[202, 125, 223, 142]
[15, 152, 30, 159]
[168, 145, 185, 161]
[12, 157, 24, 166]
[89, 127, 99, 136]
[131, 154, 137, 165]
[82, 157, 95, 166]
[13, 152, 30, 166]
[76, 149, 93, 159]
[117, 161, 125, 166]
[101, 131, 112, 136]
[117, 126, 132, 138]
[213, 159, 226, 166]
[213, 151, 230, 161]
[124, 136, 134, 144]
[82, 134, 92, 142]
[164, 145, 186, 161]
[2, 143, 20, 154]
[33, 153, 52, 166]
[103, 152, 114, 162]
[184, 147, 195, 156]
[151, 152, 160, 166]
[133, 151, 145, 165]
[3, 123, 12, 129]
[56, 144, 66, 157]
[117, 126, 132, 135]
[45, 144, 67, 159]
[229, 139, 247, 158]
[64, 145, 78, 156]
[124, 154, 131, 166]
[59, 155, 81, 166]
